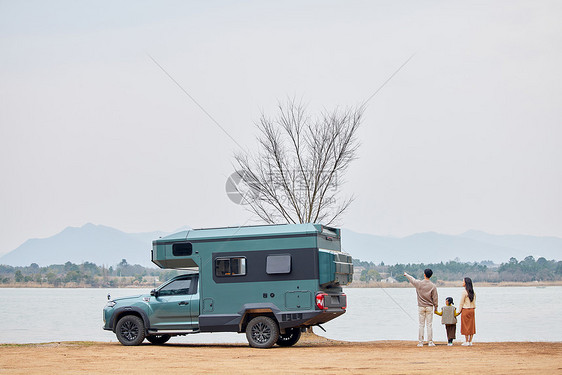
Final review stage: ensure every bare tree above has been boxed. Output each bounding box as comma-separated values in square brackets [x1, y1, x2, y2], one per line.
[233, 99, 363, 225]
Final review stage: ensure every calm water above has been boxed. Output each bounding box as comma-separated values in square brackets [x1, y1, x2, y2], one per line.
[0, 287, 560, 344]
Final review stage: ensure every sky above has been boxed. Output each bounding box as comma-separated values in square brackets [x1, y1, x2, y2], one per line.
[1, 0, 561, 255]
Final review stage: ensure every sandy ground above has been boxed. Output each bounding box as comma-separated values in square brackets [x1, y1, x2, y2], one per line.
[1, 335, 560, 375]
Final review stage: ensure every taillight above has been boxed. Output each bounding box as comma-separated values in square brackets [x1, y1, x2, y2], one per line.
[316, 293, 328, 310]
[341, 293, 347, 310]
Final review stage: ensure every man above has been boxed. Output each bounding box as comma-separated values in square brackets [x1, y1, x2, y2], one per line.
[404, 269, 439, 347]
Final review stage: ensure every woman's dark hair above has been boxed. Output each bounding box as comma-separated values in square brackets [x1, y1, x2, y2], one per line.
[464, 277, 475, 302]
[446, 297, 454, 305]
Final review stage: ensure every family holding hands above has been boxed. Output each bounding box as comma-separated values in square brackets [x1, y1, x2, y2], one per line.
[404, 269, 476, 347]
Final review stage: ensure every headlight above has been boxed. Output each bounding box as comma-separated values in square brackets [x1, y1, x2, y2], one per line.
[106, 301, 116, 308]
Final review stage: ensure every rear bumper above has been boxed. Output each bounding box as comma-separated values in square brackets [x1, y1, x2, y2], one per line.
[266, 308, 345, 329]
[301, 308, 346, 326]
[277, 307, 346, 329]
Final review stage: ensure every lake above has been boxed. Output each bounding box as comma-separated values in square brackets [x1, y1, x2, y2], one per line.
[0, 286, 560, 344]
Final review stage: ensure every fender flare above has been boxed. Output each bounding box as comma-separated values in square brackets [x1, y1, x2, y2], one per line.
[110, 306, 151, 333]
[238, 303, 281, 331]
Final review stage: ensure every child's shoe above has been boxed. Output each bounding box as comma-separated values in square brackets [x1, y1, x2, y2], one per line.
[447, 342, 453, 346]
[428, 341, 435, 347]
[468, 342, 473, 346]
[417, 342, 423, 347]
[461, 342, 470, 346]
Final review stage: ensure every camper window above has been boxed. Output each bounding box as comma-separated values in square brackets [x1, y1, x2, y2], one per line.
[215, 257, 246, 277]
[172, 242, 193, 256]
[266, 254, 292, 274]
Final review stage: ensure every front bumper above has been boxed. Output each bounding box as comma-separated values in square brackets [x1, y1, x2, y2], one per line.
[102, 307, 114, 330]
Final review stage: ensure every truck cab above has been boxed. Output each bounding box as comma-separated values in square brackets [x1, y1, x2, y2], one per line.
[103, 223, 353, 348]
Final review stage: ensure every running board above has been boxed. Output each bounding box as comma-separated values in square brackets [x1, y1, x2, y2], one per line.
[147, 329, 200, 336]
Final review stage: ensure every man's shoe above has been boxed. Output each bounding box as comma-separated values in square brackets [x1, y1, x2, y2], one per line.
[428, 341, 436, 347]
[462, 342, 470, 346]
[417, 342, 424, 347]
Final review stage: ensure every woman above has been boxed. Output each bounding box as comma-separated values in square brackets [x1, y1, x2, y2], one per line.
[457, 277, 476, 346]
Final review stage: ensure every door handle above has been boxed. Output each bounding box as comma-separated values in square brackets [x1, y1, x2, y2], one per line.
[178, 301, 189, 305]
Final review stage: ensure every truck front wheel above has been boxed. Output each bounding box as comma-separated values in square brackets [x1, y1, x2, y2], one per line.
[276, 327, 301, 347]
[115, 315, 145, 346]
[246, 316, 279, 348]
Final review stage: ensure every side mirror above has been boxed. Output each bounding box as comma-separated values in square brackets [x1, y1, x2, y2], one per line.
[150, 289, 158, 298]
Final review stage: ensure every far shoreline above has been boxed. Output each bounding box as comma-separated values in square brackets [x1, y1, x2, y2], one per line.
[348, 280, 562, 288]
[2, 280, 562, 289]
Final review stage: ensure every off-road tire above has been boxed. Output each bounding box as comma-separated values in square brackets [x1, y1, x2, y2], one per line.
[116, 315, 145, 346]
[246, 316, 279, 349]
[146, 334, 171, 345]
[276, 327, 301, 347]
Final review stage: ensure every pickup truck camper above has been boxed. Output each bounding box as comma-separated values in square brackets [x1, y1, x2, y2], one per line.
[103, 223, 353, 348]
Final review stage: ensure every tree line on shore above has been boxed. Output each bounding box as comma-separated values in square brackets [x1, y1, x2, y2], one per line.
[0, 259, 180, 288]
[354, 256, 562, 283]
[1, 255, 561, 287]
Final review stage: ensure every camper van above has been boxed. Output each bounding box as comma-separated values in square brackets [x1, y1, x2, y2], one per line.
[103, 223, 353, 348]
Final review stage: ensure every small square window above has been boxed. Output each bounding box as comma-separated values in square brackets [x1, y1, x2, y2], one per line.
[172, 243, 192, 256]
[266, 255, 291, 274]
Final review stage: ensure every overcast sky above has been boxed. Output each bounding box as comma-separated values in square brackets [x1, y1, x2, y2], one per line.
[1, 0, 561, 255]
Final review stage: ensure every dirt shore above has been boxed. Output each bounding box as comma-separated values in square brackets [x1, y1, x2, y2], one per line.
[1, 335, 560, 375]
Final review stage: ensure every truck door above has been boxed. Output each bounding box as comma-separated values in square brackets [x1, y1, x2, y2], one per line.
[150, 275, 199, 330]
[190, 286, 200, 326]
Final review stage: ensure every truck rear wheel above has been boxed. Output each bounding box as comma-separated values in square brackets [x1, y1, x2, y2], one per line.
[116, 315, 145, 346]
[246, 316, 279, 348]
[276, 327, 301, 347]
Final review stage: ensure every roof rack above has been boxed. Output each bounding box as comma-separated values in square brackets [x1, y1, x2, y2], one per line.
[191, 223, 290, 231]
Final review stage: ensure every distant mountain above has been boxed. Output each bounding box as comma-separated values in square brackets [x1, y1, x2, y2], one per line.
[1, 224, 559, 267]
[0, 223, 187, 268]
[341, 229, 562, 264]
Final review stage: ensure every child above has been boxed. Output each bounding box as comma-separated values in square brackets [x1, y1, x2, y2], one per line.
[434, 297, 460, 346]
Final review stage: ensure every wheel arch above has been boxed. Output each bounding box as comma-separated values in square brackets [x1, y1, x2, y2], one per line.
[111, 307, 150, 333]
[239, 308, 278, 332]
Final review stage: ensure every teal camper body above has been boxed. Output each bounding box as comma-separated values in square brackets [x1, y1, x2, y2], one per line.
[103, 223, 353, 348]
